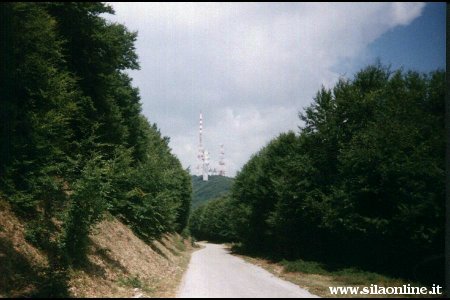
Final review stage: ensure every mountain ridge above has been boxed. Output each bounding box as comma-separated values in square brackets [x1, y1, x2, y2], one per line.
[191, 175, 234, 209]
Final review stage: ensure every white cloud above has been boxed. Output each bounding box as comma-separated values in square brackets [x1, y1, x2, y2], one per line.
[106, 2, 424, 176]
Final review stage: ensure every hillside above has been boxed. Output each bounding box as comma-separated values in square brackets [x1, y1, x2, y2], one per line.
[1, 5, 192, 298]
[0, 199, 194, 298]
[191, 175, 234, 208]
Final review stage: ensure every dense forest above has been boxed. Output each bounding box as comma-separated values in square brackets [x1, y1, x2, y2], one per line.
[189, 195, 238, 242]
[0, 3, 191, 296]
[189, 64, 445, 285]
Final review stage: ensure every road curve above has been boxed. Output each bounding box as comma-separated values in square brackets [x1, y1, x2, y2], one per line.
[177, 243, 319, 298]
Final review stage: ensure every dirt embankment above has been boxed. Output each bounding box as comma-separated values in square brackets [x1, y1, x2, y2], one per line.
[0, 200, 194, 298]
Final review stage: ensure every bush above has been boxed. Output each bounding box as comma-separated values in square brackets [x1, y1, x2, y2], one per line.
[280, 259, 329, 275]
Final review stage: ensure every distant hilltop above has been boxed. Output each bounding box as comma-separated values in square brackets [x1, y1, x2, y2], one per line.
[191, 175, 234, 209]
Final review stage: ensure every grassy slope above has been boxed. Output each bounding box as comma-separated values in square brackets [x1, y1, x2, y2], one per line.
[191, 175, 234, 208]
[0, 199, 194, 298]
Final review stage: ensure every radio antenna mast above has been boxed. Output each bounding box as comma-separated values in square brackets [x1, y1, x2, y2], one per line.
[219, 144, 225, 176]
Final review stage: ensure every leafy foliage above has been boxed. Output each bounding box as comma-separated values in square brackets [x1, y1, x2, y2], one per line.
[195, 64, 445, 284]
[189, 196, 238, 243]
[0, 3, 191, 296]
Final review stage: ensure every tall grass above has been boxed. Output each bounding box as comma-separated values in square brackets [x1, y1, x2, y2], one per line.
[280, 259, 407, 286]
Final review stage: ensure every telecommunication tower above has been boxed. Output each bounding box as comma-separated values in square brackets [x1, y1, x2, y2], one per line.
[197, 112, 210, 181]
[197, 112, 204, 177]
[197, 112, 226, 181]
[203, 150, 209, 181]
[218, 144, 226, 176]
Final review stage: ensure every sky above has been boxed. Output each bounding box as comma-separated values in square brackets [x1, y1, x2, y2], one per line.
[105, 2, 446, 177]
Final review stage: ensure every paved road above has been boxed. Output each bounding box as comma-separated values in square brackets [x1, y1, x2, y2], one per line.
[177, 243, 319, 298]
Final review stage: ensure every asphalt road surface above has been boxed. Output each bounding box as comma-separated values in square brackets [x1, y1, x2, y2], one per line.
[177, 243, 319, 298]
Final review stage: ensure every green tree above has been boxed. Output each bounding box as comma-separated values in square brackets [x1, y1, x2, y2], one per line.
[227, 64, 444, 284]
[189, 195, 238, 243]
[0, 4, 192, 296]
